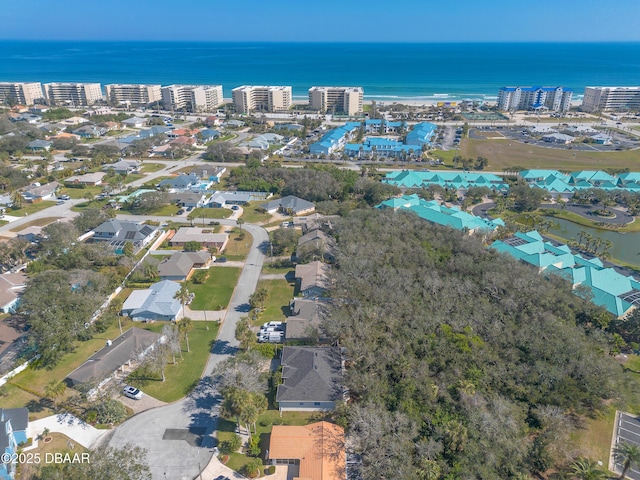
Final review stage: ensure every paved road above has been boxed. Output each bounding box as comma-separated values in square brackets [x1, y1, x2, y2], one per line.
[612, 412, 640, 480]
[104, 221, 268, 480]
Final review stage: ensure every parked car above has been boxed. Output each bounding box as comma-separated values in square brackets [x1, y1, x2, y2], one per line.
[258, 332, 283, 343]
[59, 195, 71, 200]
[56, 200, 65, 205]
[177, 209, 185, 215]
[262, 321, 283, 329]
[231, 205, 239, 211]
[186, 206, 193, 212]
[216, 257, 228, 263]
[123, 385, 143, 400]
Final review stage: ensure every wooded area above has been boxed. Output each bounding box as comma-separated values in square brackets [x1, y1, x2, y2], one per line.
[323, 209, 635, 479]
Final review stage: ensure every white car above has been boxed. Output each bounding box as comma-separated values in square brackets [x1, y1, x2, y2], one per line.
[123, 385, 143, 400]
[262, 321, 283, 329]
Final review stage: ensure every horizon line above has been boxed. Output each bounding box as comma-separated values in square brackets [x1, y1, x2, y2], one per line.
[1, 39, 640, 44]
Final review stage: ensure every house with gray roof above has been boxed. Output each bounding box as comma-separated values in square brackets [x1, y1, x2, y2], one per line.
[295, 261, 330, 298]
[66, 327, 162, 386]
[169, 227, 228, 250]
[26, 139, 52, 152]
[207, 190, 272, 207]
[157, 251, 211, 281]
[72, 124, 106, 138]
[122, 116, 147, 128]
[158, 174, 199, 191]
[285, 298, 326, 342]
[64, 171, 107, 186]
[276, 346, 343, 413]
[0, 408, 28, 480]
[102, 159, 141, 175]
[92, 219, 157, 249]
[21, 181, 59, 203]
[169, 192, 208, 209]
[121, 280, 182, 321]
[262, 195, 316, 216]
[296, 228, 335, 263]
[0, 273, 27, 314]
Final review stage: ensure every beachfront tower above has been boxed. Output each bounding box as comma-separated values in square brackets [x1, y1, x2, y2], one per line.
[497, 86, 572, 113]
[161, 85, 224, 112]
[43, 83, 103, 106]
[582, 86, 640, 112]
[232, 85, 292, 113]
[308, 86, 364, 116]
[105, 84, 162, 107]
[0, 82, 45, 106]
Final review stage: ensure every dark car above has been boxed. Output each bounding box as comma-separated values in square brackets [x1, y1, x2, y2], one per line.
[216, 257, 228, 263]
[177, 209, 185, 215]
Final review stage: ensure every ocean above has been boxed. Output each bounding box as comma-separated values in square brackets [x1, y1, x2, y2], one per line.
[1, 41, 640, 102]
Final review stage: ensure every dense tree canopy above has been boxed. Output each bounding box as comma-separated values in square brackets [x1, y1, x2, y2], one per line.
[324, 209, 630, 479]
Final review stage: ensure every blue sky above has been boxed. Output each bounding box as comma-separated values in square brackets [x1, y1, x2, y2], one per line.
[1, 0, 640, 42]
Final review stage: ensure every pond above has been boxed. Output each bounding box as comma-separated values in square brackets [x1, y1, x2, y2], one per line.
[544, 216, 640, 266]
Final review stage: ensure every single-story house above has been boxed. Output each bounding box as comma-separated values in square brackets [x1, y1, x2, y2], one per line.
[158, 174, 200, 191]
[21, 181, 59, 203]
[222, 119, 245, 128]
[0, 408, 29, 480]
[286, 298, 325, 342]
[102, 121, 120, 132]
[50, 131, 81, 141]
[0, 273, 27, 314]
[268, 421, 345, 480]
[276, 346, 343, 413]
[206, 190, 272, 207]
[295, 261, 330, 298]
[65, 327, 163, 387]
[121, 280, 182, 322]
[16, 225, 46, 243]
[296, 228, 335, 263]
[198, 129, 221, 142]
[262, 195, 316, 216]
[169, 136, 197, 148]
[169, 227, 228, 251]
[188, 166, 226, 183]
[61, 116, 88, 126]
[139, 126, 172, 139]
[92, 219, 157, 248]
[71, 125, 107, 138]
[26, 140, 52, 152]
[102, 159, 141, 175]
[64, 171, 107, 186]
[0, 194, 13, 207]
[157, 251, 211, 281]
[122, 117, 147, 128]
[169, 193, 208, 209]
[10, 113, 41, 124]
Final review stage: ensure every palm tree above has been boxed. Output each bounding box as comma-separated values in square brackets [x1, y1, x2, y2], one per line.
[583, 233, 594, 252]
[614, 442, 640, 479]
[578, 230, 587, 248]
[178, 316, 193, 353]
[44, 379, 66, 408]
[570, 457, 606, 480]
[174, 284, 190, 319]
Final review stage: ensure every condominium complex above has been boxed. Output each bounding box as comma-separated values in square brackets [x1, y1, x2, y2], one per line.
[161, 85, 224, 112]
[232, 85, 292, 113]
[581, 86, 640, 112]
[43, 82, 103, 106]
[308, 86, 364, 115]
[105, 84, 162, 106]
[0, 82, 44, 105]
[497, 86, 573, 112]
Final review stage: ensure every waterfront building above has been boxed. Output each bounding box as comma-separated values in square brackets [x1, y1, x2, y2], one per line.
[161, 85, 224, 112]
[497, 86, 573, 112]
[105, 84, 162, 106]
[43, 82, 103, 106]
[0, 82, 44, 106]
[309, 122, 361, 156]
[232, 85, 292, 113]
[581, 86, 640, 112]
[308, 86, 363, 115]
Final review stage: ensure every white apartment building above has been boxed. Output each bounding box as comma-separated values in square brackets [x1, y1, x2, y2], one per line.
[497, 86, 573, 113]
[0, 82, 44, 105]
[308, 86, 364, 115]
[582, 87, 640, 112]
[43, 83, 103, 106]
[161, 85, 224, 112]
[232, 85, 292, 113]
[105, 84, 162, 106]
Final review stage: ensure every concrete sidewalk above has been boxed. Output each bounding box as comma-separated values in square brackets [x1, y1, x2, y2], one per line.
[29, 413, 108, 448]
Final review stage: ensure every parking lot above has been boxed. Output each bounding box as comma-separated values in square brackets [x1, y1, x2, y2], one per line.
[612, 412, 640, 479]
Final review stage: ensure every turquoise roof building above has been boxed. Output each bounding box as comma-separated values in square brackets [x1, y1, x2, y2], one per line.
[405, 122, 437, 146]
[492, 230, 640, 317]
[383, 170, 509, 193]
[377, 194, 504, 233]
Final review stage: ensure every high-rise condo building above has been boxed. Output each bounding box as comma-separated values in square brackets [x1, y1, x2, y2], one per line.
[105, 84, 162, 106]
[308, 86, 364, 116]
[43, 83, 103, 106]
[0, 82, 45, 106]
[582, 87, 640, 112]
[231, 86, 292, 113]
[161, 85, 224, 112]
[497, 86, 573, 113]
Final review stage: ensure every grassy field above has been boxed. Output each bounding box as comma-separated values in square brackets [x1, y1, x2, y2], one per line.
[8, 201, 56, 216]
[189, 207, 232, 220]
[261, 264, 294, 275]
[9, 216, 62, 232]
[187, 267, 241, 310]
[123, 173, 144, 184]
[253, 279, 294, 326]
[224, 228, 253, 260]
[59, 186, 103, 200]
[70, 199, 109, 212]
[141, 162, 165, 173]
[0, 383, 53, 420]
[461, 137, 640, 171]
[241, 202, 273, 224]
[150, 204, 180, 216]
[127, 321, 219, 402]
[571, 406, 616, 472]
[17, 432, 88, 479]
[142, 175, 174, 188]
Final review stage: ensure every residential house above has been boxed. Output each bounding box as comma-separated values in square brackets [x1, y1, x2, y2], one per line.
[121, 280, 182, 321]
[276, 346, 343, 413]
[169, 136, 197, 148]
[0, 273, 27, 314]
[158, 174, 199, 191]
[66, 327, 162, 387]
[92, 219, 157, 249]
[71, 124, 107, 138]
[16, 226, 45, 243]
[222, 119, 245, 128]
[261, 195, 316, 216]
[207, 190, 272, 207]
[242, 133, 284, 150]
[268, 421, 345, 480]
[188, 166, 226, 183]
[139, 126, 172, 139]
[102, 121, 120, 132]
[296, 228, 335, 263]
[64, 171, 107, 186]
[102, 159, 141, 175]
[286, 298, 325, 342]
[204, 115, 222, 127]
[169, 227, 228, 251]
[295, 261, 330, 299]
[198, 129, 221, 142]
[50, 131, 80, 142]
[157, 251, 211, 281]
[21, 182, 59, 203]
[168, 193, 208, 209]
[122, 117, 148, 128]
[25, 140, 52, 152]
[0, 408, 29, 480]
[61, 116, 88, 126]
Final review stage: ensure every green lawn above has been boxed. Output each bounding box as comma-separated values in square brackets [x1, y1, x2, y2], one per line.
[142, 175, 174, 188]
[253, 279, 294, 326]
[150, 204, 180, 216]
[124, 173, 144, 184]
[261, 264, 294, 275]
[189, 207, 232, 220]
[8, 201, 56, 216]
[241, 202, 273, 224]
[127, 321, 219, 402]
[187, 267, 241, 310]
[541, 208, 640, 233]
[461, 137, 640, 171]
[0, 220, 8, 227]
[571, 407, 616, 472]
[9, 217, 62, 232]
[0, 383, 53, 421]
[224, 228, 253, 260]
[59, 186, 103, 200]
[141, 162, 165, 173]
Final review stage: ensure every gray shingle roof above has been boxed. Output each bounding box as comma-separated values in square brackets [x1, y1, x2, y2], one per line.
[276, 346, 342, 403]
[262, 195, 315, 214]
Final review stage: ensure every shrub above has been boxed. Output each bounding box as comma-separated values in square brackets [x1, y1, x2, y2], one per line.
[242, 458, 263, 478]
[191, 269, 208, 284]
[248, 434, 261, 457]
[266, 465, 276, 475]
[228, 433, 242, 452]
